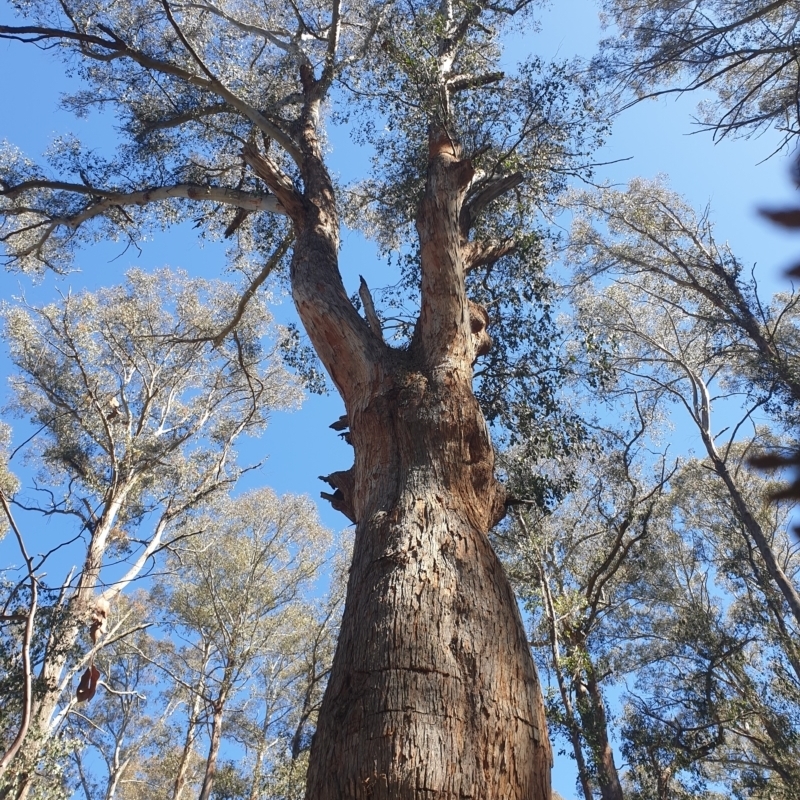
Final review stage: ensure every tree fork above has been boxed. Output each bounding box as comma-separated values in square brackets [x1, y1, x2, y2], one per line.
[301, 124, 551, 799]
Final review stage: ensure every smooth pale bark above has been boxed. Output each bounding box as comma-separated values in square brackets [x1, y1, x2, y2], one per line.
[691, 377, 800, 628]
[172, 642, 210, 800]
[264, 91, 553, 795]
[537, 559, 594, 800]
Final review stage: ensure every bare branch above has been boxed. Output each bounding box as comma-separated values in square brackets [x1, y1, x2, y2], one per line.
[0, 492, 38, 777]
[358, 275, 384, 342]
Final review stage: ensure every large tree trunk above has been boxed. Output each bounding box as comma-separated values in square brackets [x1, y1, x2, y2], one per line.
[306, 373, 551, 798]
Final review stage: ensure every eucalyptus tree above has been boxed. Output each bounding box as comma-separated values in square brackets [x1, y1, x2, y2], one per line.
[568, 178, 800, 423]
[500, 406, 673, 800]
[67, 610, 168, 800]
[569, 178, 800, 627]
[148, 489, 331, 800]
[595, 0, 800, 148]
[567, 185, 800, 792]
[619, 456, 800, 800]
[64, 489, 338, 800]
[0, 269, 297, 799]
[0, 0, 607, 795]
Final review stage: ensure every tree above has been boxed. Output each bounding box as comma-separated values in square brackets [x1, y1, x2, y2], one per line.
[64, 491, 341, 800]
[67, 608, 170, 800]
[0, 269, 297, 798]
[565, 182, 800, 794]
[150, 489, 331, 800]
[0, 1, 607, 796]
[594, 0, 800, 149]
[619, 456, 800, 800]
[569, 178, 800, 626]
[505, 437, 672, 800]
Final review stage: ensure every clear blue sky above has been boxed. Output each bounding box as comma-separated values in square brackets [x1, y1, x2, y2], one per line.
[1, 1, 799, 796]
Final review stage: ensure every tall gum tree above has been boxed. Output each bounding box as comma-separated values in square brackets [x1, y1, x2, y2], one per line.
[0, 1, 606, 796]
[0, 270, 295, 798]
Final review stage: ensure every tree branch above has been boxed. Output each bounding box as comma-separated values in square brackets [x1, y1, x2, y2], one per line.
[1, 182, 285, 264]
[0, 492, 38, 777]
[0, 23, 303, 163]
[460, 172, 524, 234]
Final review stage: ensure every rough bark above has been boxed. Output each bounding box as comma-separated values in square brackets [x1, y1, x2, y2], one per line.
[305, 373, 551, 798]
[288, 118, 551, 798]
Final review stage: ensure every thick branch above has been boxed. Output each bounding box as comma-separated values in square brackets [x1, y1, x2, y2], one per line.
[463, 239, 516, 271]
[0, 24, 302, 163]
[447, 70, 504, 92]
[416, 129, 475, 370]
[2, 180, 284, 213]
[1, 182, 285, 263]
[136, 103, 230, 136]
[241, 144, 304, 219]
[280, 117, 385, 403]
[460, 172, 523, 235]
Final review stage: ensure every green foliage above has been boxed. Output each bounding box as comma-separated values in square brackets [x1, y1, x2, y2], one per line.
[0, 269, 301, 797]
[2, 267, 298, 522]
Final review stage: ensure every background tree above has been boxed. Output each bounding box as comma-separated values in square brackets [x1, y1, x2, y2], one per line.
[67, 608, 169, 800]
[499, 390, 674, 800]
[64, 497, 344, 800]
[620, 458, 800, 800]
[594, 0, 800, 149]
[557, 183, 800, 796]
[569, 179, 800, 623]
[147, 489, 331, 800]
[0, 1, 609, 796]
[0, 269, 297, 799]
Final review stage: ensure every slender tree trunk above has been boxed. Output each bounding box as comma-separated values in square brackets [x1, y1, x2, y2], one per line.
[583, 666, 623, 800]
[198, 702, 224, 800]
[104, 753, 130, 800]
[247, 742, 267, 800]
[172, 645, 209, 800]
[536, 558, 594, 800]
[703, 435, 800, 626]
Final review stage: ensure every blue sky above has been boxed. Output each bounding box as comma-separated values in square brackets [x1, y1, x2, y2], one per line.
[1, 0, 799, 796]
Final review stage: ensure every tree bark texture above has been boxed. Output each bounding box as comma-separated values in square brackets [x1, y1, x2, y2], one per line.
[282, 123, 551, 799]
